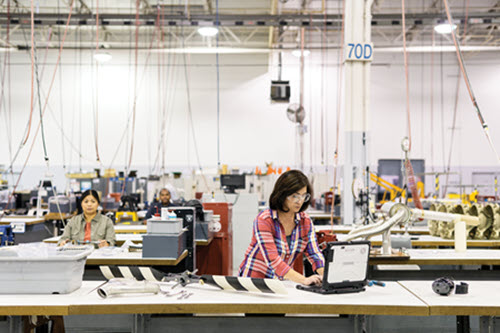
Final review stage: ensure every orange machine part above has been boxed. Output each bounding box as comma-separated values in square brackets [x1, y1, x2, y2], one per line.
[197, 202, 233, 276]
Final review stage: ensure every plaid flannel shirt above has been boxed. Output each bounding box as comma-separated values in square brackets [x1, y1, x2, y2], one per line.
[238, 209, 324, 279]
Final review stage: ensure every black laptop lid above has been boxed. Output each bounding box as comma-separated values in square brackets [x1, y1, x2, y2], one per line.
[321, 240, 371, 291]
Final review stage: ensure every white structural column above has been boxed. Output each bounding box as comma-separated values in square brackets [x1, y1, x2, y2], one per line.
[342, 0, 373, 225]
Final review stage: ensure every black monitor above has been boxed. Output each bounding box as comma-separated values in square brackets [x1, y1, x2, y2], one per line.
[220, 174, 246, 194]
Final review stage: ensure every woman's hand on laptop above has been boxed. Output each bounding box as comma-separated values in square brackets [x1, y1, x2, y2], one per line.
[303, 274, 322, 286]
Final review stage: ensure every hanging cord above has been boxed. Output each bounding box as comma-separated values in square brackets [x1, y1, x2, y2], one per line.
[0, 0, 13, 166]
[216, 0, 221, 171]
[94, 0, 101, 163]
[401, 0, 423, 209]
[329, 0, 346, 227]
[123, 0, 141, 189]
[401, 0, 411, 152]
[180, 25, 210, 191]
[430, 29, 435, 174]
[22, 0, 36, 146]
[56, 0, 66, 172]
[308, 14, 313, 173]
[0, 0, 75, 220]
[443, 0, 470, 197]
[32, 36, 49, 163]
[442, 0, 500, 163]
[107, 13, 159, 171]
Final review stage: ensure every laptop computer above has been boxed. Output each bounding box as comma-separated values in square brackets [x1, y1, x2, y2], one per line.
[297, 240, 371, 294]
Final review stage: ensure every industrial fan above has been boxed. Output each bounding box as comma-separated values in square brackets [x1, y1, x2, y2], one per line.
[286, 103, 305, 124]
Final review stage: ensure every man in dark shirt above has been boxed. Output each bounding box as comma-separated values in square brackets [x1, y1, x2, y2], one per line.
[145, 188, 172, 219]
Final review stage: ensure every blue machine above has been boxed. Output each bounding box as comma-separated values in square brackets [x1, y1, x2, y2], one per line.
[0, 225, 14, 246]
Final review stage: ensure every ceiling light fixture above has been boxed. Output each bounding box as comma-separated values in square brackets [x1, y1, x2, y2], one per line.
[291, 49, 310, 57]
[94, 51, 112, 63]
[434, 23, 457, 34]
[197, 27, 219, 37]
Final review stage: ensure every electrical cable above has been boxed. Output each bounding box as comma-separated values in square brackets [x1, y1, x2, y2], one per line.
[216, 0, 221, 171]
[443, 0, 470, 197]
[0, 0, 75, 220]
[442, 0, 500, 163]
[94, 0, 101, 163]
[32, 36, 49, 163]
[329, 0, 345, 227]
[123, 0, 141, 191]
[401, 0, 423, 209]
[22, 0, 36, 147]
[401, 0, 412, 152]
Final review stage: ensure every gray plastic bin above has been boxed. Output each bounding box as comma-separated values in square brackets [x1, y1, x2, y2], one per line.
[0, 245, 93, 294]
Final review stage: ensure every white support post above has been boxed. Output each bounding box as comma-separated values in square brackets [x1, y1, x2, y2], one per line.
[342, 0, 373, 225]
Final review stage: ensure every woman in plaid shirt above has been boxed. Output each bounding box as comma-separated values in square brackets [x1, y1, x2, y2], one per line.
[239, 170, 325, 286]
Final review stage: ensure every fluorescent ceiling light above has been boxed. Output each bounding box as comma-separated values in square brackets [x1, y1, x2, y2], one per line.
[434, 23, 457, 34]
[94, 51, 112, 63]
[291, 49, 310, 57]
[197, 27, 219, 37]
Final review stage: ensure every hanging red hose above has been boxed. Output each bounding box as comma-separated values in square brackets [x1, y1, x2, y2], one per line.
[442, 0, 500, 163]
[23, 0, 36, 146]
[329, 0, 346, 227]
[94, 0, 101, 162]
[443, 0, 471, 196]
[1, 0, 75, 220]
[401, 0, 423, 209]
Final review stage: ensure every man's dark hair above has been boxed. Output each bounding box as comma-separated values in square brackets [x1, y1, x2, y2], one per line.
[269, 170, 312, 213]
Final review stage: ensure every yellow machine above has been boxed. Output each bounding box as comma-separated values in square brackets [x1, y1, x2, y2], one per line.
[369, 172, 424, 204]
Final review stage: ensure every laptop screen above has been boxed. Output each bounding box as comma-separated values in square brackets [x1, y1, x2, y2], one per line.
[322, 240, 371, 288]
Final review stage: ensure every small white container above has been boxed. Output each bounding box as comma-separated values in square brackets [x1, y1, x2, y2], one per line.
[161, 207, 170, 220]
[147, 217, 183, 234]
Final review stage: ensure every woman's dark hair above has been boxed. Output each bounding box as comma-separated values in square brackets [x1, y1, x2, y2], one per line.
[81, 189, 100, 204]
[269, 170, 312, 212]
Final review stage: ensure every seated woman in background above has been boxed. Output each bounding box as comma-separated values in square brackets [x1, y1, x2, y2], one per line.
[58, 189, 116, 248]
[239, 170, 324, 286]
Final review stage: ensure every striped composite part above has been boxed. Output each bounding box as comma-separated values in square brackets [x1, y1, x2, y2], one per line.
[99, 266, 287, 294]
[204, 275, 287, 295]
[99, 265, 165, 282]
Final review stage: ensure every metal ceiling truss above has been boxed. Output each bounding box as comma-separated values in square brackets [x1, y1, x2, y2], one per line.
[2, 12, 500, 28]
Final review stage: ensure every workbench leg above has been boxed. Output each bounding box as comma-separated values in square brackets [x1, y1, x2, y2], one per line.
[479, 316, 495, 333]
[456, 315, 470, 333]
[133, 314, 150, 333]
[8, 316, 22, 333]
[353, 314, 367, 333]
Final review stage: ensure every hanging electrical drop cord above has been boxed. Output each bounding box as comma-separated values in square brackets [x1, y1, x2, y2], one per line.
[33, 39, 49, 163]
[108, 27, 159, 171]
[0, 0, 13, 166]
[329, 0, 346, 228]
[123, 0, 141, 192]
[56, 0, 66, 175]
[0, 0, 75, 220]
[180, 29, 210, 191]
[216, 0, 221, 171]
[320, 9, 326, 169]
[401, 0, 411, 152]
[430, 29, 435, 175]
[443, 0, 470, 197]
[22, 0, 36, 146]
[94, 0, 101, 163]
[401, 0, 423, 209]
[442, 0, 500, 163]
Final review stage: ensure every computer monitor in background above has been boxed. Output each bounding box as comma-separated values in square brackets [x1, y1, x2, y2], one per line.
[80, 180, 92, 192]
[220, 174, 246, 194]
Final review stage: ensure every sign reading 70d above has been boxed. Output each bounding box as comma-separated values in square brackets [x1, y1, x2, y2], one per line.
[345, 43, 373, 61]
